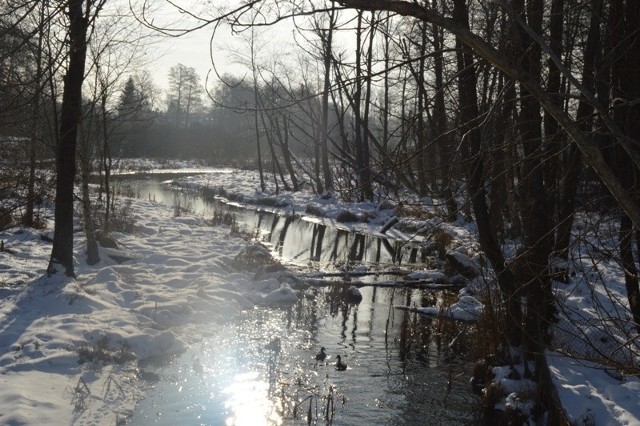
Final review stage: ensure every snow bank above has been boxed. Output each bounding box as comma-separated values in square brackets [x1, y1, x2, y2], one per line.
[548, 352, 640, 425]
[398, 293, 482, 322]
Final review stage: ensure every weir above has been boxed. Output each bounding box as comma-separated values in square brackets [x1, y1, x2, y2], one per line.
[113, 172, 433, 268]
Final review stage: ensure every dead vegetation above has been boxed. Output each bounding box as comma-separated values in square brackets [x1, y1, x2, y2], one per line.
[76, 335, 136, 366]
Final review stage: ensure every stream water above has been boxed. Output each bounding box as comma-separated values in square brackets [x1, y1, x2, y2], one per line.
[113, 171, 432, 267]
[119, 172, 483, 425]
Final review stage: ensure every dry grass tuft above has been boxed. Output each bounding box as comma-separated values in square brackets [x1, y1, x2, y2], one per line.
[76, 335, 136, 365]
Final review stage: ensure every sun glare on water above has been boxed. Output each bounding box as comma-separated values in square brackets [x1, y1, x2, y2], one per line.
[223, 371, 282, 425]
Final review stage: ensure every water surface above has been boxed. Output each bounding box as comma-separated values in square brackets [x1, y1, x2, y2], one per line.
[120, 171, 483, 425]
[130, 286, 482, 425]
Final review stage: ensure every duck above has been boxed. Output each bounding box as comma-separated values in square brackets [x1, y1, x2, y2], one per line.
[315, 347, 327, 361]
[336, 355, 347, 371]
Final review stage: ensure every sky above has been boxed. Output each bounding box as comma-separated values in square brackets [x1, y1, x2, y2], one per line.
[129, 0, 352, 99]
[134, 1, 237, 93]
[148, 27, 223, 91]
[135, 1, 290, 95]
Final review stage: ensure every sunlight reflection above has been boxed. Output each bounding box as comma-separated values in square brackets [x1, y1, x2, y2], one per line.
[223, 371, 282, 426]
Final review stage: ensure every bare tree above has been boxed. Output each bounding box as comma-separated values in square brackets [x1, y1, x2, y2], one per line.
[24, 1, 46, 228]
[167, 63, 203, 129]
[317, 3, 337, 193]
[49, 0, 108, 277]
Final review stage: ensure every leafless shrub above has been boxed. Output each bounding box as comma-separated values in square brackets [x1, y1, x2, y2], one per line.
[211, 210, 236, 227]
[107, 200, 135, 233]
[0, 206, 12, 230]
[551, 211, 640, 375]
[233, 242, 281, 272]
[305, 203, 324, 217]
[210, 210, 241, 236]
[395, 202, 434, 221]
[482, 382, 504, 408]
[472, 281, 507, 359]
[172, 199, 192, 218]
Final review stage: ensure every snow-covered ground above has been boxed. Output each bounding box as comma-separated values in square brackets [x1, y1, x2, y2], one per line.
[0, 182, 298, 424]
[0, 160, 638, 424]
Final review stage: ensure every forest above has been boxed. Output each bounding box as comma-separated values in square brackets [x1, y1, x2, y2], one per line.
[1, 0, 639, 423]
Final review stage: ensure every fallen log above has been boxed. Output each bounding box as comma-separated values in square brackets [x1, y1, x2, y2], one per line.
[394, 305, 478, 323]
[302, 270, 410, 279]
[302, 278, 464, 290]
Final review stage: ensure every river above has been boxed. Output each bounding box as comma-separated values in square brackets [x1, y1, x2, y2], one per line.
[117, 171, 483, 425]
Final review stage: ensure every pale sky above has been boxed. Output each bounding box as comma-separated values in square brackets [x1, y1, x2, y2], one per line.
[144, 11, 290, 97]
[148, 27, 224, 91]
[129, 0, 354, 102]
[131, 1, 236, 93]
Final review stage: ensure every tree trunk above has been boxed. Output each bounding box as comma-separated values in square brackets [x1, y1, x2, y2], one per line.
[353, 12, 363, 200]
[78, 120, 99, 266]
[542, 0, 564, 223]
[361, 12, 376, 201]
[554, 0, 602, 262]
[258, 105, 287, 193]
[431, 0, 456, 221]
[453, 0, 522, 347]
[250, 28, 265, 192]
[102, 93, 112, 228]
[510, 0, 554, 361]
[418, 20, 429, 197]
[274, 115, 299, 191]
[25, 1, 46, 228]
[619, 215, 640, 332]
[320, 6, 336, 193]
[381, 11, 391, 171]
[488, 76, 509, 243]
[48, 0, 90, 277]
[611, 0, 640, 332]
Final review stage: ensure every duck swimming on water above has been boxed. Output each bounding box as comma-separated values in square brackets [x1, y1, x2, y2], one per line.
[315, 347, 327, 361]
[336, 355, 347, 371]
